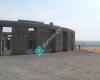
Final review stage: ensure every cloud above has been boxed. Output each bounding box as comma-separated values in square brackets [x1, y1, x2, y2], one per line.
[0, 6, 60, 23]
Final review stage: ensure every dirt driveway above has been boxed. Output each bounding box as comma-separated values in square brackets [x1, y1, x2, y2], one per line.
[0, 51, 100, 80]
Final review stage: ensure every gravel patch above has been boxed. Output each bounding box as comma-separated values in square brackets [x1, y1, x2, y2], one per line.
[0, 51, 100, 80]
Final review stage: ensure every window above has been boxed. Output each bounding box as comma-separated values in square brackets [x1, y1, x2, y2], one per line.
[2, 27, 12, 32]
[28, 28, 34, 31]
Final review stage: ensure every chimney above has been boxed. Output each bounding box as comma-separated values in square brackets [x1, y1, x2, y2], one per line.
[50, 22, 53, 26]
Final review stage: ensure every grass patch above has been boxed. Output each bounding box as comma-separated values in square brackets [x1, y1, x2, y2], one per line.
[81, 47, 100, 53]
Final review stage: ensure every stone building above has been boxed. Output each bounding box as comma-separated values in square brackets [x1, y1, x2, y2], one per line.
[0, 20, 75, 55]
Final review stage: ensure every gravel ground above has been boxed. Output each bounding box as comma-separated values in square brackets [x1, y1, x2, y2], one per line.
[0, 51, 100, 80]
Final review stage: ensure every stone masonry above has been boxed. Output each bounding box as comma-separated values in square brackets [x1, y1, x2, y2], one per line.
[0, 20, 75, 55]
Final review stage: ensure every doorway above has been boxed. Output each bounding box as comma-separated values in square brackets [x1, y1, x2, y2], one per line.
[1, 27, 12, 55]
[49, 29, 56, 53]
[63, 31, 68, 52]
[27, 28, 35, 53]
[71, 33, 74, 50]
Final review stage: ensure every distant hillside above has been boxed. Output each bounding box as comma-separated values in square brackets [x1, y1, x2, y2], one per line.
[75, 41, 100, 48]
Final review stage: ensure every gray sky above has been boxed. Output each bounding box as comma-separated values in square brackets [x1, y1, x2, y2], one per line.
[0, 0, 100, 41]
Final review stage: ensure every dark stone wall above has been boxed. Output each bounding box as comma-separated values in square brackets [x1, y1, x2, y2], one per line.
[56, 31, 63, 52]
[0, 27, 2, 55]
[35, 26, 51, 53]
[0, 20, 75, 55]
[49, 29, 56, 53]
[12, 24, 28, 54]
[71, 32, 75, 50]
[63, 31, 68, 52]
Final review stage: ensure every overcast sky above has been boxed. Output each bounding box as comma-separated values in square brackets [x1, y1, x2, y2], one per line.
[0, 0, 100, 41]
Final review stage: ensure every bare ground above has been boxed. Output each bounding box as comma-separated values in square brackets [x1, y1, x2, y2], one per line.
[0, 51, 100, 80]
